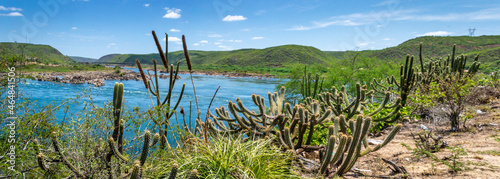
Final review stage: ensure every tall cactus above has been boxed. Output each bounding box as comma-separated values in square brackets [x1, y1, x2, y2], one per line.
[418, 43, 480, 85]
[371, 55, 415, 107]
[136, 30, 187, 149]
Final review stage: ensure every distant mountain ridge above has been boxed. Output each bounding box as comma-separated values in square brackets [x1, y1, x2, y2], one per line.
[2, 35, 499, 71]
[96, 35, 500, 70]
[70, 56, 98, 63]
[98, 44, 332, 67]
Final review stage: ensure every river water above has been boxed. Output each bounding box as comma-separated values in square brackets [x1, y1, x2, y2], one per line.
[18, 69, 285, 132]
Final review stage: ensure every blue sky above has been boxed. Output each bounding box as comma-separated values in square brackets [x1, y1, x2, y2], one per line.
[1, 0, 500, 59]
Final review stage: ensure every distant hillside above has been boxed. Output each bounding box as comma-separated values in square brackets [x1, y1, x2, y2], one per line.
[101, 45, 332, 67]
[96, 54, 121, 63]
[0, 42, 74, 64]
[70, 56, 98, 63]
[325, 35, 500, 71]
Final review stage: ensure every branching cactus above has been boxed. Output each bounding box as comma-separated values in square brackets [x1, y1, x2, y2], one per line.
[418, 43, 480, 85]
[136, 30, 187, 149]
[317, 83, 401, 123]
[207, 86, 402, 176]
[371, 54, 415, 107]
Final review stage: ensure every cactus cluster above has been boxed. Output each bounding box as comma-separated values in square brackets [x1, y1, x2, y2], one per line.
[206, 85, 402, 176]
[371, 43, 481, 107]
[418, 44, 480, 84]
[301, 65, 324, 100]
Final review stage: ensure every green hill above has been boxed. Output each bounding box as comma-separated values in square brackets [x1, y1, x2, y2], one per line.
[96, 54, 121, 63]
[0, 42, 74, 64]
[101, 45, 332, 68]
[70, 56, 98, 63]
[325, 35, 500, 71]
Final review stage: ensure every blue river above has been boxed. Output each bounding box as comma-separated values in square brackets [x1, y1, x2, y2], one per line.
[18, 68, 286, 141]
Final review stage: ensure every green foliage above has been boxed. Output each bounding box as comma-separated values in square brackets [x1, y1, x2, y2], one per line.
[0, 42, 74, 65]
[410, 130, 446, 153]
[149, 134, 300, 179]
[445, 146, 469, 172]
[402, 143, 469, 173]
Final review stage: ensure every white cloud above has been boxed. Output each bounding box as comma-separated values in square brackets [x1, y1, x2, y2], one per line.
[108, 43, 116, 46]
[71, 27, 78, 30]
[170, 28, 181, 32]
[163, 7, 181, 19]
[0, 12, 22, 16]
[251, 37, 264, 40]
[372, 0, 399, 7]
[357, 41, 375, 46]
[218, 45, 233, 50]
[193, 43, 199, 46]
[214, 42, 221, 45]
[144, 4, 150, 7]
[255, 10, 266, 15]
[222, 15, 247, 21]
[416, 31, 454, 37]
[286, 6, 500, 31]
[0, 6, 22, 11]
[200, 40, 208, 43]
[241, 29, 250, 31]
[208, 34, 222, 38]
[163, 37, 182, 44]
[382, 38, 392, 41]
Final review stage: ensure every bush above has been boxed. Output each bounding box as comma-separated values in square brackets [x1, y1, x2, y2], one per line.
[149, 134, 300, 179]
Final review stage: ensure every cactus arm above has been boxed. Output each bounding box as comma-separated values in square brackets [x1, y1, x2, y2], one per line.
[148, 80, 157, 96]
[336, 117, 364, 175]
[367, 92, 391, 116]
[130, 160, 141, 179]
[107, 137, 129, 162]
[344, 140, 362, 173]
[168, 163, 178, 179]
[235, 98, 262, 117]
[319, 135, 336, 174]
[164, 64, 175, 106]
[372, 105, 401, 122]
[51, 133, 85, 178]
[152, 30, 169, 69]
[37, 153, 50, 171]
[140, 130, 151, 166]
[419, 43, 425, 73]
[118, 119, 125, 154]
[294, 122, 309, 149]
[283, 128, 295, 150]
[166, 83, 186, 120]
[305, 119, 316, 145]
[360, 124, 401, 156]
[150, 133, 160, 148]
[329, 134, 347, 166]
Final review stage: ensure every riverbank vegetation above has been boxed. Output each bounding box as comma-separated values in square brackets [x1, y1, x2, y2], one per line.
[1, 32, 499, 178]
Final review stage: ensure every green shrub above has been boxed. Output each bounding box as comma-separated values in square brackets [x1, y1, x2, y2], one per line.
[149, 134, 300, 179]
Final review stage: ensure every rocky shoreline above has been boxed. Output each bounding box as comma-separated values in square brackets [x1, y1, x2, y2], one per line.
[25, 69, 179, 87]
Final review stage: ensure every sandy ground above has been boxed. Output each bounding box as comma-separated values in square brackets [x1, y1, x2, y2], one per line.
[347, 102, 500, 178]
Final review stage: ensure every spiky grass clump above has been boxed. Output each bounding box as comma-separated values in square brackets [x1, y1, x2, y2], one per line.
[149, 134, 301, 179]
